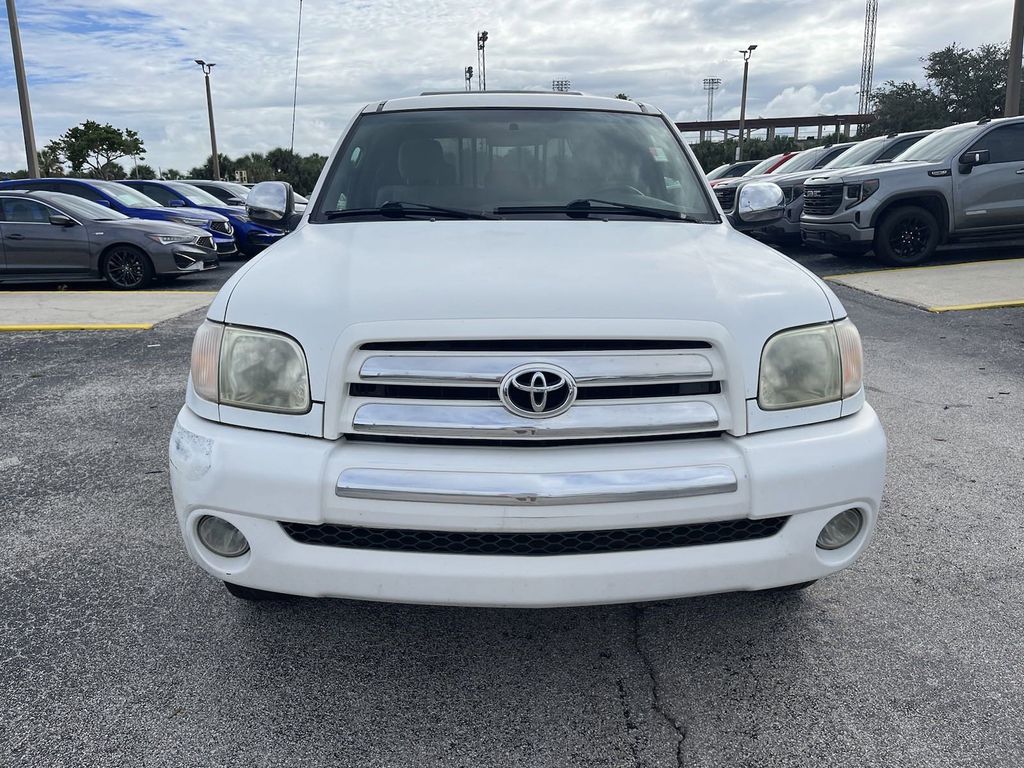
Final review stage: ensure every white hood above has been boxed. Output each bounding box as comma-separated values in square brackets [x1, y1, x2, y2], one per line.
[211, 220, 841, 399]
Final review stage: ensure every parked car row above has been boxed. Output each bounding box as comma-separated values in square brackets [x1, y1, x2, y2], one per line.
[708, 116, 1024, 265]
[0, 176, 293, 288]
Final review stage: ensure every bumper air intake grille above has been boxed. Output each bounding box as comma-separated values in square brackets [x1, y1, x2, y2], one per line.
[802, 184, 844, 216]
[279, 517, 789, 556]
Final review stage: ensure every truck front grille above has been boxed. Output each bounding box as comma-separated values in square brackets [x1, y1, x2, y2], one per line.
[802, 184, 844, 216]
[280, 516, 789, 556]
[714, 187, 736, 211]
[343, 339, 732, 442]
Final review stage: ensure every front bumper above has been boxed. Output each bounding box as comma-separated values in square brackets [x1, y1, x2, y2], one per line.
[169, 404, 887, 607]
[801, 219, 875, 250]
[152, 246, 219, 275]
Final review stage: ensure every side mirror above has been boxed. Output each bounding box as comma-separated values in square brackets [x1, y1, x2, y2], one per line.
[729, 181, 785, 231]
[247, 181, 296, 228]
[168, 199, 187, 207]
[49, 214, 75, 227]
[958, 149, 989, 173]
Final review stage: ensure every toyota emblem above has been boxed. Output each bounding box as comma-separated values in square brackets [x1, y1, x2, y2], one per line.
[499, 363, 577, 418]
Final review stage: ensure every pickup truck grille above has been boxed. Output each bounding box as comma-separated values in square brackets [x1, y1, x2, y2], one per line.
[343, 340, 732, 443]
[802, 184, 844, 216]
[714, 187, 736, 211]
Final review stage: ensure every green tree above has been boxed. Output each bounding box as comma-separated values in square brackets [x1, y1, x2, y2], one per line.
[37, 145, 64, 176]
[615, 93, 630, 100]
[866, 81, 950, 136]
[50, 120, 145, 179]
[925, 43, 1012, 121]
[161, 168, 183, 180]
[131, 163, 157, 179]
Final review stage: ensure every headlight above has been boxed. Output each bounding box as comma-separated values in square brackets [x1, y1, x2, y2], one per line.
[190, 320, 311, 414]
[171, 216, 208, 227]
[146, 233, 196, 244]
[758, 319, 863, 410]
[844, 179, 879, 209]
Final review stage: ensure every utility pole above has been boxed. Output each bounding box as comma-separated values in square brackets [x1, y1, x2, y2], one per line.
[194, 60, 220, 180]
[477, 31, 489, 91]
[1007, 0, 1024, 117]
[6, 0, 39, 177]
[735, 45, 757, 161]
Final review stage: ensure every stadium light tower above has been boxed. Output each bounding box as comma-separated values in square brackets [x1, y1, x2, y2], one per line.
[465, 66, 474, 91]
[477, 31, 489, 91]
[735, 45, 757, 161]
[703, 77, 722, 122]
[552, 79, 572, 92]
[194, 59, 220, 180]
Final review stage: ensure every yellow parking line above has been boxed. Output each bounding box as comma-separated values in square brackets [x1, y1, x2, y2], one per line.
[0, 323, 153, 331]
[825, 257, 1024, 282]
[927, 299, 1024, 313]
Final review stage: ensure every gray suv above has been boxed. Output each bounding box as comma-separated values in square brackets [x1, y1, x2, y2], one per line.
[801, 117, 1024, 264]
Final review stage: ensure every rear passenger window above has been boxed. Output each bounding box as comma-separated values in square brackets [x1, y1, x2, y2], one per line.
[969, 125, 1024, 164]
[876, 137, 919, 162]
[139, 184, 177, 206]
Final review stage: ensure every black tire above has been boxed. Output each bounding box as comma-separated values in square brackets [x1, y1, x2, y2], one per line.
[223, 581, 289, 601]
[874, 206, 940, 266]
[102, 245, 154, 290]
[762, 580, 817, 593]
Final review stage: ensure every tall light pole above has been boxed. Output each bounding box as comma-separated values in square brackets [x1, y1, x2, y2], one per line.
[703, 77, 722, 122]
[6, 0, 39, 177]
[194, 60, 220, 180]
[290, 0, 303, 152]
[1007, 0, 1023, 117]
[477, 31, 489, 91]
[465, 66, 474, 91]
[735, 44, 757, 161]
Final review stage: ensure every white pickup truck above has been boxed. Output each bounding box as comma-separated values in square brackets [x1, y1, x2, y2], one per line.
[169, 92, 886, 607]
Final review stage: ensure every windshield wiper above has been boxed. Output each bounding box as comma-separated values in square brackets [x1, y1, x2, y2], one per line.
[495, 198, 701, 221]
[324, 201, 498, 220]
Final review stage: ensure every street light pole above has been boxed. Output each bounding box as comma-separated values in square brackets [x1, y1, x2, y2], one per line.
[1007, 0, 1023, 117]
[735, 45, 757, 161]
[194, 59, 220, 180]
[5, 0, 39, 177]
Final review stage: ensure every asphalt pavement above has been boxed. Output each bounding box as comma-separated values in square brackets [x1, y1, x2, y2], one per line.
[1, 246, 1022, 767]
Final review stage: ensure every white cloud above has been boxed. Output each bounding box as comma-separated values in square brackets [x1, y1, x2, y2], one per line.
[0, 0, 1016, 171]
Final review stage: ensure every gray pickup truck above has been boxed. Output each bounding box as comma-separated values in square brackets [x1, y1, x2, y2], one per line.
[801, 117, 1024, 265]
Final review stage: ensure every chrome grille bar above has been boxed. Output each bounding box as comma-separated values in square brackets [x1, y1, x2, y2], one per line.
[335, 465, 738, 505]
[351, 401, 719, 439]
[359, 353, 713, 387]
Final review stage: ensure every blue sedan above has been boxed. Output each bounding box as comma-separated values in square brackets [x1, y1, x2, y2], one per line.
[0, 177, 237, 256]
[120, 180, 286, 257]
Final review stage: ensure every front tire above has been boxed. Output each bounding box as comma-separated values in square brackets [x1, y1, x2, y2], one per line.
[102, 245, 154, 290]
[224, 581, 290, 601]
[874, 206, 940, 266]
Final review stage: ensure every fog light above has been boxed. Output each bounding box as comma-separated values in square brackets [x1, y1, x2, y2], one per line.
[196, 515, 249, 557]
[816, 509, 863, 550]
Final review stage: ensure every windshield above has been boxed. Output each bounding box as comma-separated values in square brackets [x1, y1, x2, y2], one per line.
[894, 123, 979, 163]
[706, 163, 731, 180]
[822, 137, 885, 169]
[38, 192, 129, 220]
[774, 148, 824, 173]
[744, 154, 784, 176]
[91, 180, 161, 208]
[314, 108, 716, 221]
[166, 181, 227, 207]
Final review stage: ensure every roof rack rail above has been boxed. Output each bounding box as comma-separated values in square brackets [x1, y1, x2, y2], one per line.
[419, 89, 584, 96]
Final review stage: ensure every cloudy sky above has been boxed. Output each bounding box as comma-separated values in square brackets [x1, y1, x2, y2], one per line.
[0, 0, 1016, 171]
